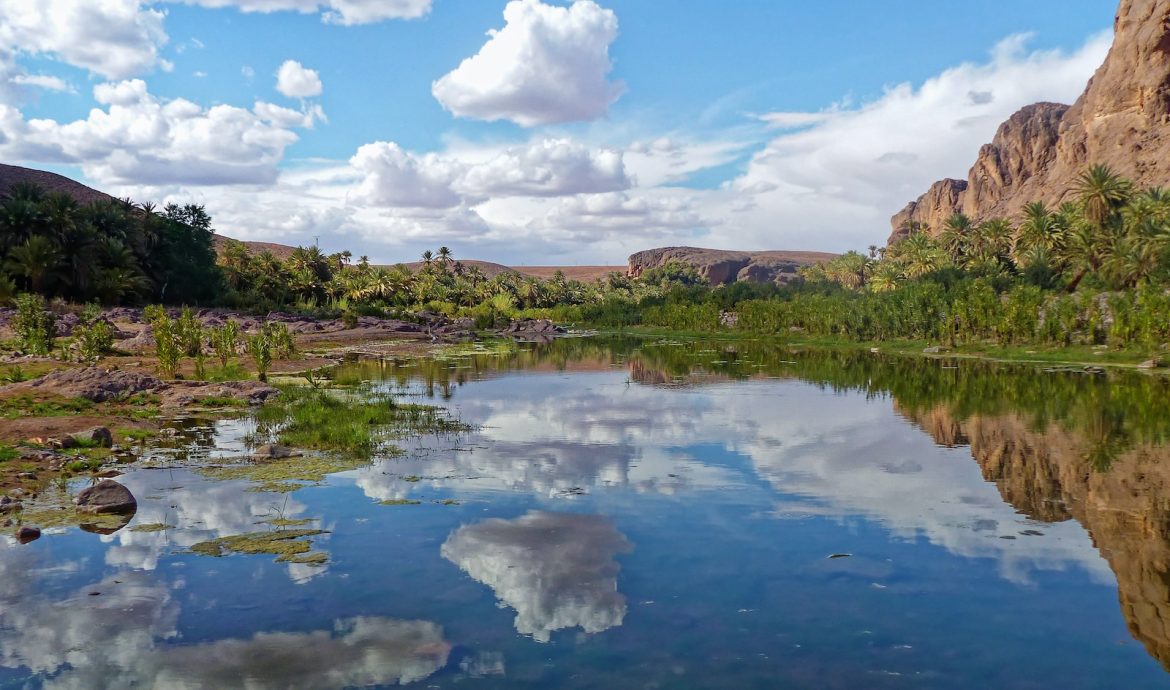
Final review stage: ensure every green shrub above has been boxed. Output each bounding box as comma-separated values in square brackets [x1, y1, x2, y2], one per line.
[146, 306, 182, 379]
[12, 294, 56, 356]
[247, 330, 273, 382]
[74, 319, 114, 361]
[211, 319, 240, 367]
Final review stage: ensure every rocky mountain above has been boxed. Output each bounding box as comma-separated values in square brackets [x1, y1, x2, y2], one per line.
[890, 0, 1170, 243]
[627, 247, 836, 285]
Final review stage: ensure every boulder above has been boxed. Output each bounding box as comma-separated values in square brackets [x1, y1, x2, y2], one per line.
[75, 479, 137, 515]
[252, 444, 302, 460]
[15, 526, 40, 543]
[71, 427, 114, 448]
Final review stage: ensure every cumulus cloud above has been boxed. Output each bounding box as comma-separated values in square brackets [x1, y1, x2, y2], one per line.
[171, 0, 432, 25]
[0, 0, 169, 79]
[0, 79, 316, 186]
[432, 0, 624, 126]
[705, 31, 1112, 251]
[441, 511, 633, 642]
[276, 59, 323, 98]
[349, 137, 632, 208]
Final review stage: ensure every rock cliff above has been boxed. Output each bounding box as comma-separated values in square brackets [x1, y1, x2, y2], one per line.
[890, 0, 1170, 243]
[627, 247, 836, 286]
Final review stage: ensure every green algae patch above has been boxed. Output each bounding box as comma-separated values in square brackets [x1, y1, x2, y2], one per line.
[188, 528, 328, 564]
[129, 522, 174, 533]
[18, 506, 130, 531]
[379, 498, 421, 506]
[199, 452, 375, 493]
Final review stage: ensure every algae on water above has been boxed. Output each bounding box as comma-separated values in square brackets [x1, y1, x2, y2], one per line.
[188, 528, 328, 564]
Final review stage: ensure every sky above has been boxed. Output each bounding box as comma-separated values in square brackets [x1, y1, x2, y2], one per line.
[0, 0, 1116, 265]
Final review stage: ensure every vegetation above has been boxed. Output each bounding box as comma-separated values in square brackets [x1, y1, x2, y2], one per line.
[12, 294, 56, 355]
[0, 183, 220, 304]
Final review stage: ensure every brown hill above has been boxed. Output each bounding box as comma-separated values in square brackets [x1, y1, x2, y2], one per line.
[890, 0, 1170, 244]
[628, 247, 837, 285]
[0, 163, 118, 206]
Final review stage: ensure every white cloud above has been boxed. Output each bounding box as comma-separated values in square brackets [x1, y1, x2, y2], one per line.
[705, 31, 1112, 252]
[9, 74, 73, 93]
[276, 59, 323, 99]
[0, 80, 316, 186]
[171, 0, 432, 25]
[350, 141, 464, 208]
[441, 511, 632, 643]
[0, 0, 169, 79]
[432, 0, 624, 127]
[349, 137, 632, 208]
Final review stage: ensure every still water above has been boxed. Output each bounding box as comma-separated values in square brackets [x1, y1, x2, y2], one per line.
[3, 337, 1170, 688]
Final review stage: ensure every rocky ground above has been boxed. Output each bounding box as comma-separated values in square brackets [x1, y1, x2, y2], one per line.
[0, 307, 570, 526]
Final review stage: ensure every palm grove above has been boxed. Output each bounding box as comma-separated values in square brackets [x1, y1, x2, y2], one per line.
[3, 164, 1169, 352]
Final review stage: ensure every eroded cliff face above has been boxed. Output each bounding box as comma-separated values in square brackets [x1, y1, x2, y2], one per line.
[902, 403, 1170, 669]
[889, 0, 1170, 244]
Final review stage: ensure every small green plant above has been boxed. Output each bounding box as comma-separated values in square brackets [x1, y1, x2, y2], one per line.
[12, 294, 56, 356]
[1, 365, 26, 383]
[74, 319, 114, 361]
[211, 319, 240, 367]
[146, 306, 182, 379]
[263, 321, 296, 359]
[194, 351, 208, 381]
[341, 310, 359, 329]
[178, 307, 203, 357]
[247, 330, 273, 382]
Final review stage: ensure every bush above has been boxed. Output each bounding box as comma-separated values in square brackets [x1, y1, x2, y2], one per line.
[263, 321, 296, 359]
[178, 307, 203, 357]
[74, 319, 114, 361]
[12, 294, 56, 356]
[247, 330, 273, 382]
[146, 306, 182, 379]
[211, 319, 240, 367]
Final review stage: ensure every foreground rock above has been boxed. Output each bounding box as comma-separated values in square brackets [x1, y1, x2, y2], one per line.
[502, 319, 566, 337]
[75, 479, 137, 515]
[15, 526, 40, 543]
[70, 427, 113, 448]
[891, 0, 1170, 241]
[252, 444, 303, 460]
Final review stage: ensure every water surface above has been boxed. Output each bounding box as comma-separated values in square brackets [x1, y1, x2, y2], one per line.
[3, 337, 1170, 689]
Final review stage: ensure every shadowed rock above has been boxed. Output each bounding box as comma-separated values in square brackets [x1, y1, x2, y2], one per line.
[75, 480, 137, 516]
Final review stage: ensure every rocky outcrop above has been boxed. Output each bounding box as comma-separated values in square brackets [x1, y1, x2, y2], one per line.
[627, 247, 836, 286]
[0, 367, 279, 407]
[890, 0, 1170, 243]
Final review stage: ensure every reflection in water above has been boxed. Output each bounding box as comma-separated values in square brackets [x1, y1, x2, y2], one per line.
[441, 511, 633, 642]
[0, 541, 449, 689]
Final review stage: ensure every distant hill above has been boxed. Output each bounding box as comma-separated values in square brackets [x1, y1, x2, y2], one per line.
[628, 247, 837, 285]
[0, 163, 118, 206]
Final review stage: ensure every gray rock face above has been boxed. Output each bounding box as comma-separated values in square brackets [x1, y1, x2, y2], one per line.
[75, 479, 137, 515]
[891, 0, 1170, 241]
[252, 444, 303, 460]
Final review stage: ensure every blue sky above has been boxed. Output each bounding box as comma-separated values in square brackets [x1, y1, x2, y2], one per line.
[0, 0, 1115, 264]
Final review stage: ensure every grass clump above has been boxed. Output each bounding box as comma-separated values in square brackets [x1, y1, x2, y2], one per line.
[188, 528, 328, 564]
[253, 385, 467, 457]
[200, 454, 375, 493]
[379, 498, 421, 506]
[264, 517, 314, 527]
[0, 445, 19, 463]
[0, 394, 94, 419]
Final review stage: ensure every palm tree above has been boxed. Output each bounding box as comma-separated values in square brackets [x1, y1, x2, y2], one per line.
[437, 246, 453, 266]
[6, 236, 63, 293]
[1016, 202, 1062, 256]
[938, 213, 973, 264]
[1075, 164, 1132, 227]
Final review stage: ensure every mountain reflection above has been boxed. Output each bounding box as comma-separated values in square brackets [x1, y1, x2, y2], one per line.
[441, 511, 633, 642]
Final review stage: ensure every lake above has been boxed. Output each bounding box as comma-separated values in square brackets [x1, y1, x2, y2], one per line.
[3, 336, 1170, 689]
